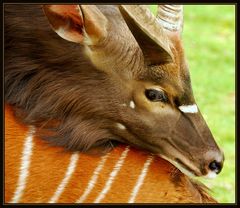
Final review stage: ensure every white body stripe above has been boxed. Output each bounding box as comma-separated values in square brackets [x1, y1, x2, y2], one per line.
[48, 152, 79, 203]
[76, 153, 110, 203]
[94, 146, 130, 203]
[179, 104, 198, 113]
[10, 126, 35, 203]
[128, 155, 154, 203]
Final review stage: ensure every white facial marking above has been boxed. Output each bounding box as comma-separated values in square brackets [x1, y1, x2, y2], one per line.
[129, 100, 135, 109]
[204, 171, 217, 179]
[179, 104, 198, 113]
[116, 123, 126, 130]
[120, 103, 127, 107]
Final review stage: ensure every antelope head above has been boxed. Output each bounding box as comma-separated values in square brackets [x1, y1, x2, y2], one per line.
[42, 4, 224, 178]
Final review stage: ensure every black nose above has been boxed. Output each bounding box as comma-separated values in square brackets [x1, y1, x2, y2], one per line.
[209, 160, 223, 174]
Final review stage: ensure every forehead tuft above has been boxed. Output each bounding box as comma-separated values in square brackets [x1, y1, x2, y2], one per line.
[148, 63, 179, 80]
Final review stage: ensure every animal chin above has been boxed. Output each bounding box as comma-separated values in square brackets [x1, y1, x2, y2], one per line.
[158, 154, 198, 178]
[203, 171, 217, 179]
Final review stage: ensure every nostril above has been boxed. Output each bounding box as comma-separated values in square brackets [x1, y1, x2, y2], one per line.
[209, 160, 222, 174]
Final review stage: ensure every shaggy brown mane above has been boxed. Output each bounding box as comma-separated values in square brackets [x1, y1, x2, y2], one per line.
[5, 5, 126, 153]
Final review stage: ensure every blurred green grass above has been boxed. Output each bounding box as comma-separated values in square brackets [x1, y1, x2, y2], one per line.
[149, 5, 235, 203]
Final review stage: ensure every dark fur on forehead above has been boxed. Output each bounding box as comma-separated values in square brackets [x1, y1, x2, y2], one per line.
[142, 42, 195, 106]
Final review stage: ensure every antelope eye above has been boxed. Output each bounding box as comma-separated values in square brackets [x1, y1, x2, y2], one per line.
[145, 89, 168, 102]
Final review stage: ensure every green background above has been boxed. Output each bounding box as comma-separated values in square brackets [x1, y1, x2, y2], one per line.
[149, 5, 235, 203]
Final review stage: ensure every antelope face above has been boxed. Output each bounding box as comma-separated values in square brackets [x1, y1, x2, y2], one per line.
[43, 4, 224, 178]
[122, 67, 224, 178]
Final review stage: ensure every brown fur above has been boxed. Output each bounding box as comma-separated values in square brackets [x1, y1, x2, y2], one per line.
[5, 104, 217, 203]
[4, 4, 223, 178]
[5, 4, 127, 153]
[4, 5, 184, 154]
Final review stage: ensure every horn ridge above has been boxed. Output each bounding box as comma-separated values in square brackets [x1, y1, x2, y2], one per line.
[119, 5, 174, 63]
[157, 5, 183, 32]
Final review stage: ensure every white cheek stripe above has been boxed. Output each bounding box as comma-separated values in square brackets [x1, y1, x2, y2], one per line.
[178, 104, 198, 113]
[120, 103, 127, 107]
[129, 101, 135, 109]
[116, 123, 126, 130]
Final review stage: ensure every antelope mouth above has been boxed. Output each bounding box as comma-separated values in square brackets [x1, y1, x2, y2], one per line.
[158, 154, 201, 178]
[158, 154, 220, 179]
[174, 158, 203, 177]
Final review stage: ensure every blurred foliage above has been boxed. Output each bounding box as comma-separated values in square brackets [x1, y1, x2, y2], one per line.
[149, 5, 235, 203]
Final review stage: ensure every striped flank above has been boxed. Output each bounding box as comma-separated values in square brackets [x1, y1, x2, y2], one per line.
[5, 104, 216, 203]
[128, 155, 154, 203]
[49, 152, 79, 203]
[76, 153, 110, 203]
[94, 146, 130, 203]
[10, 126, 35, 203]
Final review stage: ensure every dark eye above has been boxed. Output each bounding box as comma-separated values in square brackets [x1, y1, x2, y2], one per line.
[145, 89, 168, 102]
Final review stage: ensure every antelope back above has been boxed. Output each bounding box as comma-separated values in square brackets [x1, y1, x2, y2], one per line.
[5, 104, 216, 203]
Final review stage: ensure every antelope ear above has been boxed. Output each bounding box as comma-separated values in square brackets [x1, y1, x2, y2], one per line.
[119, 5, 174, 65]
[42, 5, 108, 45]
[42, 5, 84, 43]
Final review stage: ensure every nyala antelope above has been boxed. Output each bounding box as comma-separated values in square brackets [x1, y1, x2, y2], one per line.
[4, 4, 224, 203]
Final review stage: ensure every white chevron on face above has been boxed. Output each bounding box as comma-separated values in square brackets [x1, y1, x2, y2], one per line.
[178, 104, 198, 113]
